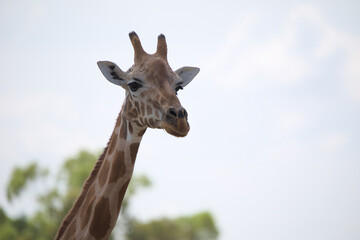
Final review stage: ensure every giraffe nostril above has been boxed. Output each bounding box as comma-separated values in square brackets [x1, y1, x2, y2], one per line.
[168, 108, 177, 118]
[178, 109, 184, 118]
[177, 108, 187, 119]
[167, 108, 187, 119]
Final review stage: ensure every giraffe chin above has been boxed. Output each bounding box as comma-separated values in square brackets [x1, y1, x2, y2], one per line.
[162, 120, 190, 137]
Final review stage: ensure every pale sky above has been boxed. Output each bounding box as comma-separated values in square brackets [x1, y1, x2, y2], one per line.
[1, 0, 360, 240]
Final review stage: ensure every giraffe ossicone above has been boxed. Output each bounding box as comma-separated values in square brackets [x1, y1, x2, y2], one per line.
[55, 32, 199, 240]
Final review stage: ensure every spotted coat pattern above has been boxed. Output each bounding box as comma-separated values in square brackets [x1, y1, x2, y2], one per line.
[55, 31, 194, 240]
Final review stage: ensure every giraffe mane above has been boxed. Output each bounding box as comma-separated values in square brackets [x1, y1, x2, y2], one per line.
[54, 113, 120, 240]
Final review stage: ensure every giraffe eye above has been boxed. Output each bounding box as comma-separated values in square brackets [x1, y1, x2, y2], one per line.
[128, 82, 142, 92]
[175, 86, 183, 94]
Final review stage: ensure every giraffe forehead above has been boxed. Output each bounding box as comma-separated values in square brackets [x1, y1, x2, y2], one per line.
[132, 57, 178, 86]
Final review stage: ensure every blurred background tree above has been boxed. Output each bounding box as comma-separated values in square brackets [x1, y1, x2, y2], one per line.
[0, 150, 219, 240]
[126, 212, 218, 240]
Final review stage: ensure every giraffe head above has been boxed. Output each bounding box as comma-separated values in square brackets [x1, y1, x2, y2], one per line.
[98, 32, 199, 137]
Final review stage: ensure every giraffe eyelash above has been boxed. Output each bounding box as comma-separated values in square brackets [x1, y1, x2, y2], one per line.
[128, 82, 143, 92]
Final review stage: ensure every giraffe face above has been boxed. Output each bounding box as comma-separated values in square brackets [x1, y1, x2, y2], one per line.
[98, 56, 199, 137]
[125, 57, 188, 136]
[97, 32, 199, 137]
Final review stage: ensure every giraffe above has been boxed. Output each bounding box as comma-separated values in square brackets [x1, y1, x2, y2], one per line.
[54, 32, 200, 240]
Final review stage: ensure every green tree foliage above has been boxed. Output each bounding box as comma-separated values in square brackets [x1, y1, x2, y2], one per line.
[0, 207, 45, 240]
[6, 162, 48, 201]
[127, 212, 218, 240]
[1, 150, 219, 240]
[0, 207, 17, 240]
[2, 150, 101, 239]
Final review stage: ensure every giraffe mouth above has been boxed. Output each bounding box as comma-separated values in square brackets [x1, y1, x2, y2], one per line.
[162, 118, 190, 137]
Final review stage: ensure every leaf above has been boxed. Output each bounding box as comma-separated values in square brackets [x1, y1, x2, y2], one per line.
[6, 162, 48, 202]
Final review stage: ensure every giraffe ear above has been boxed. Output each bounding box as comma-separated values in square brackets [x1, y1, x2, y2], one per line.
[97, 61, 127, 87]
[175, 67, 200, 88]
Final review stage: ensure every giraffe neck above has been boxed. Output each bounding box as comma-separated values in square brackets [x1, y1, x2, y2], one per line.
[55, 110, 146, 240]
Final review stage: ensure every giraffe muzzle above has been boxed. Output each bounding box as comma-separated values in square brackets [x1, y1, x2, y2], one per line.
[162, 107, 190, 137]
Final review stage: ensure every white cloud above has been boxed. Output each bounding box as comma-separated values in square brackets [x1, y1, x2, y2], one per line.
[0, 91, 71, 119]
[291, 4, 360, 102]
[279, 111, 309, 133]
[206, 4, 360, 102]
[319, 132, 348, 151]
[205, 10, 310, 88]
[343, 53, 360, 101]
[0, 91, 105, 163]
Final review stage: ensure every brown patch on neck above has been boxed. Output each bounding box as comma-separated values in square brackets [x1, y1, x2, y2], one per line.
[115, 112, 122, 127]
[155, 110, 160, 118]
[80, 185, 96, 230]
[89, 197, 111, 239]
[148, 118, 155, 126]
[98, 160, 110, 188]
[61, 220, 76, 240]
[128, 122, 133, 134]
[138, 128, 147, 137]
[146, 105, 153, 115]
[120, 116, 128, 140]
[134, 120, 143, 128]
[108, 151, 126, 183]
[129, 142, 140, 164]
[134, 101, 140, 112]
[140, 102, 145, 115]
[108, 132, 118, 156]
[117, 179, 131, 212]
